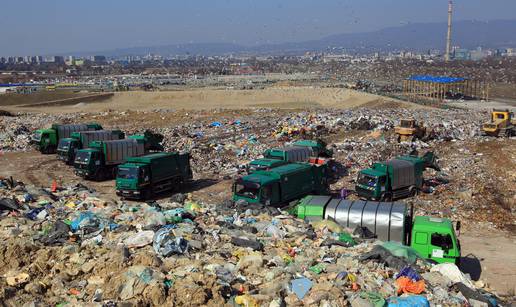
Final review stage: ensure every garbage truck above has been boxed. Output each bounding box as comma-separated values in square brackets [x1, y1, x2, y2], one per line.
[31, 123, 103, 154]
[74, 132, 164, 181]
[116, 152, 193, 200]
[291, 139, 333, 157]
[247, 139, 333, 173]
[356, 152, 440, 201]
[233, 161, 330, 206]
[57, 130, 125, 164]
[248, 146, 313, 173]
[296, 195, 461, 264]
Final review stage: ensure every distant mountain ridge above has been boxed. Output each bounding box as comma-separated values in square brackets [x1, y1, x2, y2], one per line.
[73, 19, 516, 56]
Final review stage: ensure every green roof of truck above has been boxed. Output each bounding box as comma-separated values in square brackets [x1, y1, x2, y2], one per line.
[125, 152, 179, 164]
[293, 140, 320, 147]
[76, 148, 97, 154]
[249, 158, 286, 167]
[240, 173, 277, 185]
[258, 162, 311, 176]
[413, 216, 453, 233]
[361, 168, 385, 177]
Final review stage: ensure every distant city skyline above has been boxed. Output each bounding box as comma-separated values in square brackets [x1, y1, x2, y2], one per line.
[1, 0, 516, 56]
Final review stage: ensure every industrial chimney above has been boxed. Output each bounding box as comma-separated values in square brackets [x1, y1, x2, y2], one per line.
[445, 0, 453, 62]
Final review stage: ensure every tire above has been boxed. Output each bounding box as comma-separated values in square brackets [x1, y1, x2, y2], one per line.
[455, 257, 461, 267]
[409, 186, 418, 197]
[143, 189, 153, 200]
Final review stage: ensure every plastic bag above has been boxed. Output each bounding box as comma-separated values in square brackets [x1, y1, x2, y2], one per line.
[124, 230, 155, 248]
[387, 295, 429, 307]
[396, 267, 421, 281]
[338, 232, 356, 246]
[381, 241, 422, 263]
[395, 276, 426, 294]
[153, 227, 188, 257]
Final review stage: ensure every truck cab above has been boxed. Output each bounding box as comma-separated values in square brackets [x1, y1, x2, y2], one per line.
[410, 216, 461, 264]
[356, 168, 387, 200]
[233, 175, 280, 205]
[74, 148, 103, 179]
[31, 129, 57, 153]
[116, 163, 150, 195]
[57, 138, 80, 163]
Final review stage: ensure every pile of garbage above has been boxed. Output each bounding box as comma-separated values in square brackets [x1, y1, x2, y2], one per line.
[0, 112, 87, 152]
[0, 178, 507, 306]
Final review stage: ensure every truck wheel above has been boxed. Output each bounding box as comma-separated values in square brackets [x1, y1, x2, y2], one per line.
[144, 189, 152, 200]
[455, 257, 461, 267]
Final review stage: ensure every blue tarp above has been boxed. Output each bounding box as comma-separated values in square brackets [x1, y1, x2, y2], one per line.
[408, 75, 466, 83]
[0, 83, 37, 87]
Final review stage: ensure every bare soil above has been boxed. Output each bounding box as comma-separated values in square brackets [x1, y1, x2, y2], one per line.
[1, 87, 421, 114]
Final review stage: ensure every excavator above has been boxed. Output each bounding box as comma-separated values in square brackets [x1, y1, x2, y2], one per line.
[482, 109, 515, 137]
[394, 119, 427, 142]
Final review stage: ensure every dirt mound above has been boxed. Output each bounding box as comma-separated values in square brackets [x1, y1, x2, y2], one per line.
[4, 87, 422, 114]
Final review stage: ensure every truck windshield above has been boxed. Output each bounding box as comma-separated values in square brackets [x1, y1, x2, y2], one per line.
[235, 183, 259, 199]
[58, 139, 71, 150]
[75, 151, 91, 164]
[32, 132, 42, 142]
[264, 152, 283, 160]
[357, 173, 377, 187]
[118, 167, 138, 179]
[400, 120, 413, 128]
[248, 164, 265, 173]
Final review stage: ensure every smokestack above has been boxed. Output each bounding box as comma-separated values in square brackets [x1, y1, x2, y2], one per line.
[445, 0, 453, 62]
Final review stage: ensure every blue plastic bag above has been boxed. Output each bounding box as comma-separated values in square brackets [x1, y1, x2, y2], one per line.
[25, 207, 45, 220]
[70, 212, 99, 232]
[153, 227, 188, 257]
[396, 267, 421, 281]
[387, 295, 429, 307]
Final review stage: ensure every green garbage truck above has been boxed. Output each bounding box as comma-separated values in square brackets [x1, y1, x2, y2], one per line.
[74, 132, 163, 181]
[291, 139, 333, 157]
[57, 130, 125, 164]
[356, 152, 440, 201]
[116, 152, 193, 200]
[296, 195, 461, 264]
[233, 162, 330, 206]
[31, 123, 103, 154]
[247, 139, 333, 173]
[248, 146, 313, 173]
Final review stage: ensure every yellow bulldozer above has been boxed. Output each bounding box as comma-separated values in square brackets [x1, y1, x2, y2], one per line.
[394, 119, 427, 142]
[482, 109, 515, 137]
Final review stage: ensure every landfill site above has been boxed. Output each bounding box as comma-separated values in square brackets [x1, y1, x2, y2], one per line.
[0, 82, 515, 307]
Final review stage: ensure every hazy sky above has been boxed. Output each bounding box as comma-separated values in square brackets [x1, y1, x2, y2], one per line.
[2, 0, 515, 55]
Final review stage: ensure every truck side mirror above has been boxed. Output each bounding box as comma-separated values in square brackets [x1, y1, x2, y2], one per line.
[455, 221, 461, 232]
